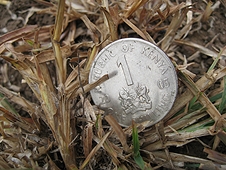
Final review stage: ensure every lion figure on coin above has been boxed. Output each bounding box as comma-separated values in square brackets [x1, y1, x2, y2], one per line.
[118, 84, 152, 115]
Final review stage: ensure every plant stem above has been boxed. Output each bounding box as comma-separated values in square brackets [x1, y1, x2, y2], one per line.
[52, 0, 66, 84]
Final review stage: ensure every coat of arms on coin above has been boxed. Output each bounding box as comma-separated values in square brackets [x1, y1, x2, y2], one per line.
[89, 38, 177, 127]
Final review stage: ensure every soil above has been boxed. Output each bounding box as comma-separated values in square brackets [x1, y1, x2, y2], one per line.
[0, 0, 226, 169]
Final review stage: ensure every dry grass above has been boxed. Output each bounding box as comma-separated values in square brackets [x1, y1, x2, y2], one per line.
[0, 0, 226, 169]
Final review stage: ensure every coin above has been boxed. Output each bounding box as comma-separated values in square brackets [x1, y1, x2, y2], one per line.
[89, 38, 177, 127]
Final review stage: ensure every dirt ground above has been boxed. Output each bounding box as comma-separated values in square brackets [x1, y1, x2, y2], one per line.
[0, 0, 226, 169]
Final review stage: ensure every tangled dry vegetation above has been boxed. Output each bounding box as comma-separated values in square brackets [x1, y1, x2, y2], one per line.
[0, 0, 226, 169]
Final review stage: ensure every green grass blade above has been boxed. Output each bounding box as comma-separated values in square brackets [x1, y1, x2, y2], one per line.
[0, 93, 18, 115]
[219, 76, 226, 114]
[134, 153, 145, 170]
[132, 121, 139, 156]
[207, 46, 226, 73]
[185, 163, 200, 168]
[188, 94, 199, 111]
[188, 92, 223, 113]
[210, 92, 222, 103]
[179, 118, 214, 132]
[132, 121, 145, 170]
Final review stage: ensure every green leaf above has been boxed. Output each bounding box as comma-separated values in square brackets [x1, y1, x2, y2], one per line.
[132, 121, 145, 170]
[179, 118, 213, 132]
[95, 114, 101, 129]
[0, 93, 18, 115]
[219, 76, 226, 113]
[210, 92, 222, 102]
[134, 153, 145, 170]
[188, 94, 199, 111]
[189, 92, 223, 113]
[207, 47, 226, 73]
[132, 121, 139, 156]
[25, 39, 35, 46]
[185, 163, 200, 168]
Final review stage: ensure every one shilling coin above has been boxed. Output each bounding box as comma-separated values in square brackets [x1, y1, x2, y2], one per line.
[89, 38, 177, 127]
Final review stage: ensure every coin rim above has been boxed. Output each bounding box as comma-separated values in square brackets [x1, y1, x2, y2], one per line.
[89, 38, 178, 127]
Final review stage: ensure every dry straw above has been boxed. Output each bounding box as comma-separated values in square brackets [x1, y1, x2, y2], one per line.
[0, 0, 226, 169]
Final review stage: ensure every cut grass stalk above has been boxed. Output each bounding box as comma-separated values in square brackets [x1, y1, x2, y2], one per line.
[52, 0, 66, 84]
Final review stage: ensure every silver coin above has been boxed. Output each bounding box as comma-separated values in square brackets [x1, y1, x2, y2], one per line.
[89, 38, 177, 127]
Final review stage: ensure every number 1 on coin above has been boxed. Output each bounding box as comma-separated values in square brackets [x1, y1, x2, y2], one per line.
[117, 55, 133, 86]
